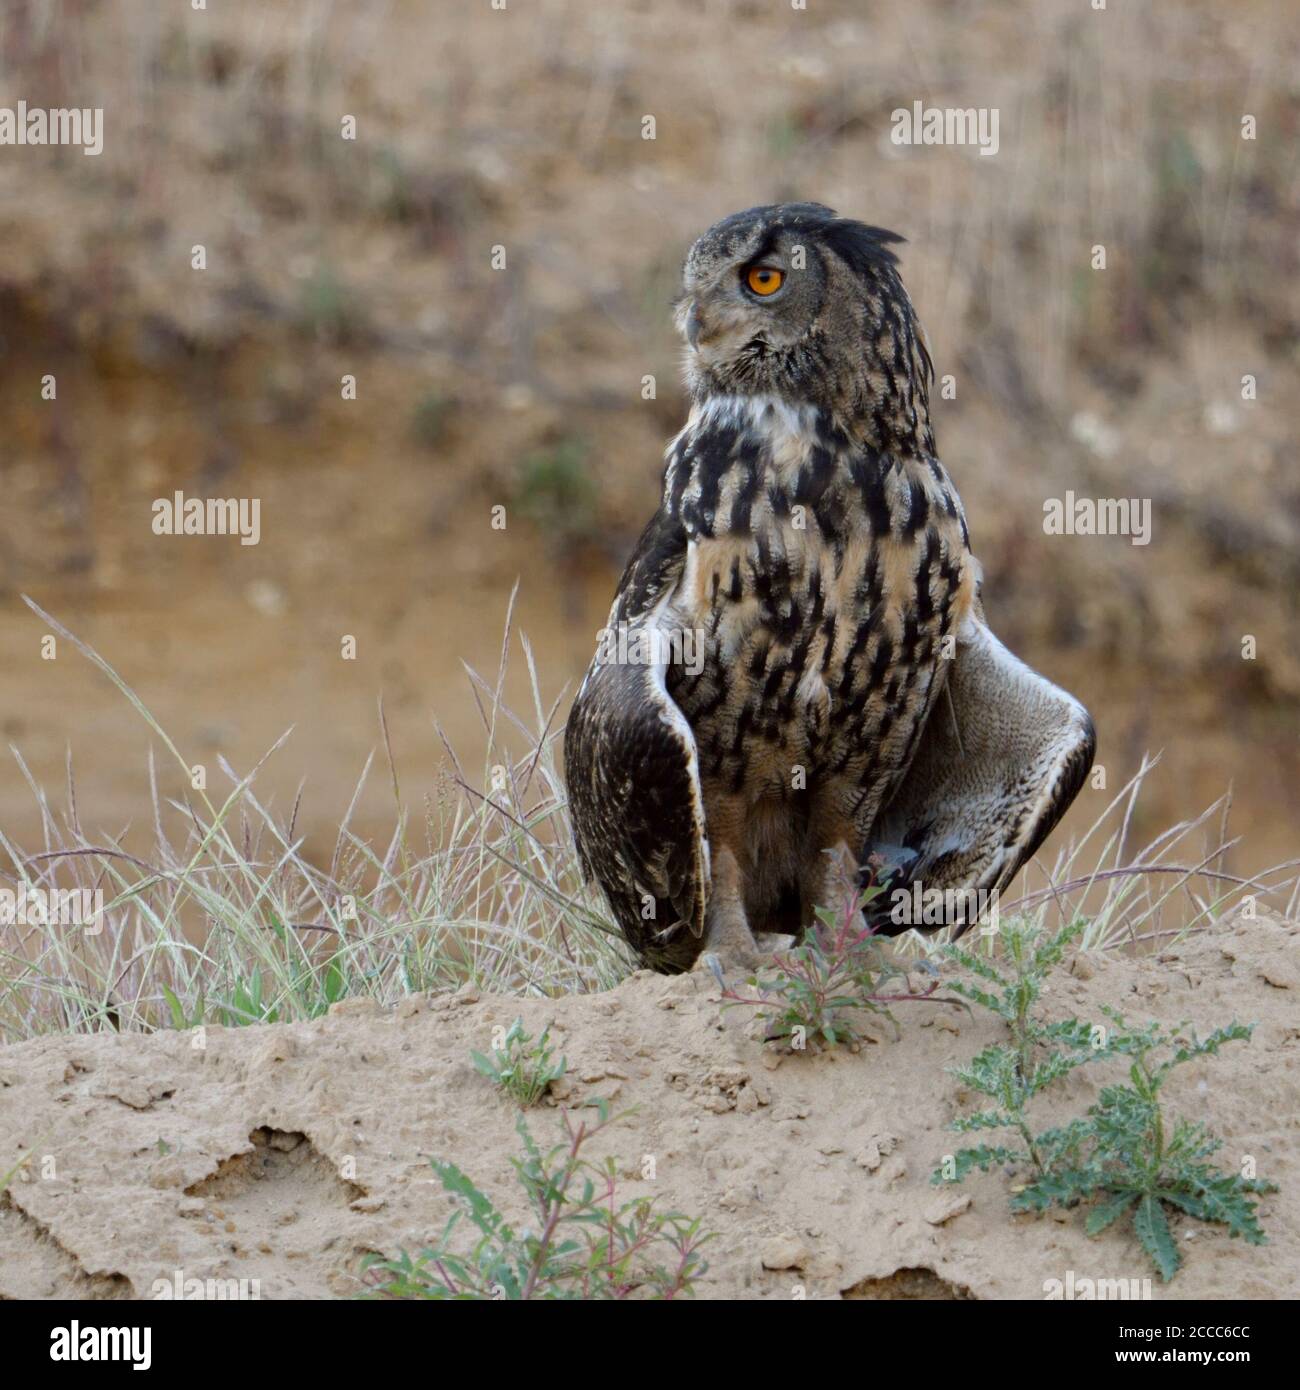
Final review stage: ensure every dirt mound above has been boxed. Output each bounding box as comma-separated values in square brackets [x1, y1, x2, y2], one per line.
[1, 912, 1296, 1300]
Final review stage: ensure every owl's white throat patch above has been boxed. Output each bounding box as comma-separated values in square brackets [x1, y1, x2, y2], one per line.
[697, 392, 818, 437]
[696, 393, 820, 484]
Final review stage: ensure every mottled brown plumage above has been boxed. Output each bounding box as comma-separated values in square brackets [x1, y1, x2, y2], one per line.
[565, 204, 1094, 973]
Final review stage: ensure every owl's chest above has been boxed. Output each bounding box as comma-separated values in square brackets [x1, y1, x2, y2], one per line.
[666, 463, 973, 790]
[675, 519, 951, 688]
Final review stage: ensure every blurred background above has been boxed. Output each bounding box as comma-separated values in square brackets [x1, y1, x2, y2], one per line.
[0, 0, 1297, 879]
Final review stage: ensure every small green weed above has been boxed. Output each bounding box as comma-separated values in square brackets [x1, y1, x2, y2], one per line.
[513, 441, 597, 544]
[411, 390, 451, 448]
[723, 866, 944, 1050]
[939, 915, 1097, 1170]
[363, 1102, 712, 1299]
[471, 1017, 566, 1107]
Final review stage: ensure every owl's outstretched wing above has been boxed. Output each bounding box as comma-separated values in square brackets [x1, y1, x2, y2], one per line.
[564, 511, 710, 973]
[870, 607, 1095, 934]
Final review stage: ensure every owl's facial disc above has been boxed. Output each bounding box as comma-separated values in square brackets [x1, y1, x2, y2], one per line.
[676, 204, 927, 430]
[677, 233, 819, 375]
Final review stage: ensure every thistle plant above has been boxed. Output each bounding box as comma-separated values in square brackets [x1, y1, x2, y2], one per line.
[363, 1102, 712, 1299]
[935, 918, 1274, 1281]
[938, 915, 1097, 1172]
[1009, 1010, 1275, 1282]
[471, 1017, 566, 1107]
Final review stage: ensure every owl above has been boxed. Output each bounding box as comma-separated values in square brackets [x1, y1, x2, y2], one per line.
[565, 203, 1094, 974]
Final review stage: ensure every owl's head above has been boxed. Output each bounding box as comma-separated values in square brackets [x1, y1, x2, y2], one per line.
[675, 202, 934, 453]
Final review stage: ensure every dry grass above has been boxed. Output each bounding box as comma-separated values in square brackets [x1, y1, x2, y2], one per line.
[3, 596, 1297, 1044]
[1, 592, 630, 1042]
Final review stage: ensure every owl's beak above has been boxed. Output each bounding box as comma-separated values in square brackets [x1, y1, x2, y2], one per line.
[685, 301, 704, 349]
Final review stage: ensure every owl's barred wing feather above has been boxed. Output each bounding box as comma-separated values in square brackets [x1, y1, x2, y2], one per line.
[565, 516, 711, 973]
[871, 609, 1095, 931]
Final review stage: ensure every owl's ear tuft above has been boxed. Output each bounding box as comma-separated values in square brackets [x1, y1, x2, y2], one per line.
[818, 219, 906, 276]
[774, 200, 839, 224]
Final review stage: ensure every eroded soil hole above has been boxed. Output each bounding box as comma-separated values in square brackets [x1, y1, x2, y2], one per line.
[843, 1266, 976, 1300]
[185, 1127, 364, 1206]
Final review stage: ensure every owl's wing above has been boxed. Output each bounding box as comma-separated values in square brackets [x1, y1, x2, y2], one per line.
[564, 511, 710, 973]
[870, 607, 1095, 934]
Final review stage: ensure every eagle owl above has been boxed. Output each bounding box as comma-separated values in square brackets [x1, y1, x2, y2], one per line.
[565, 203, 1095, 974]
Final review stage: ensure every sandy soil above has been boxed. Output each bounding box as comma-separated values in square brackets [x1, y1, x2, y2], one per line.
[0, 910, 1295, 1301]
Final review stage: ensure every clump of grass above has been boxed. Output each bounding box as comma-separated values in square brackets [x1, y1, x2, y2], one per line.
[934, 918, 1274, 1282]
[362, 1101, 712, 1300]
[295, 263, 366, 345]
[3, 599, 1297, 1045]
[471, 1016, 566, 1107]
[1, 591, 631, 1043]
[884, 754, 1300, 976]
[722, 864, 945, 1051]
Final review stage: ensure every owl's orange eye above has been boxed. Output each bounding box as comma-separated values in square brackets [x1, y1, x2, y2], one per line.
[746, 265, 784, 296]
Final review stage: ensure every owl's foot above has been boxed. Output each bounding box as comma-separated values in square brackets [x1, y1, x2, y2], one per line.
[693, 843, 764, 979]
[695, 915, 765, 978]
[698, 933, 801, 990]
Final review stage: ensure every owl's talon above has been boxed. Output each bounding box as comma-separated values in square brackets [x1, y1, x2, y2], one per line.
[756, 931, 798, 955]
[696, 945, 763, 982]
